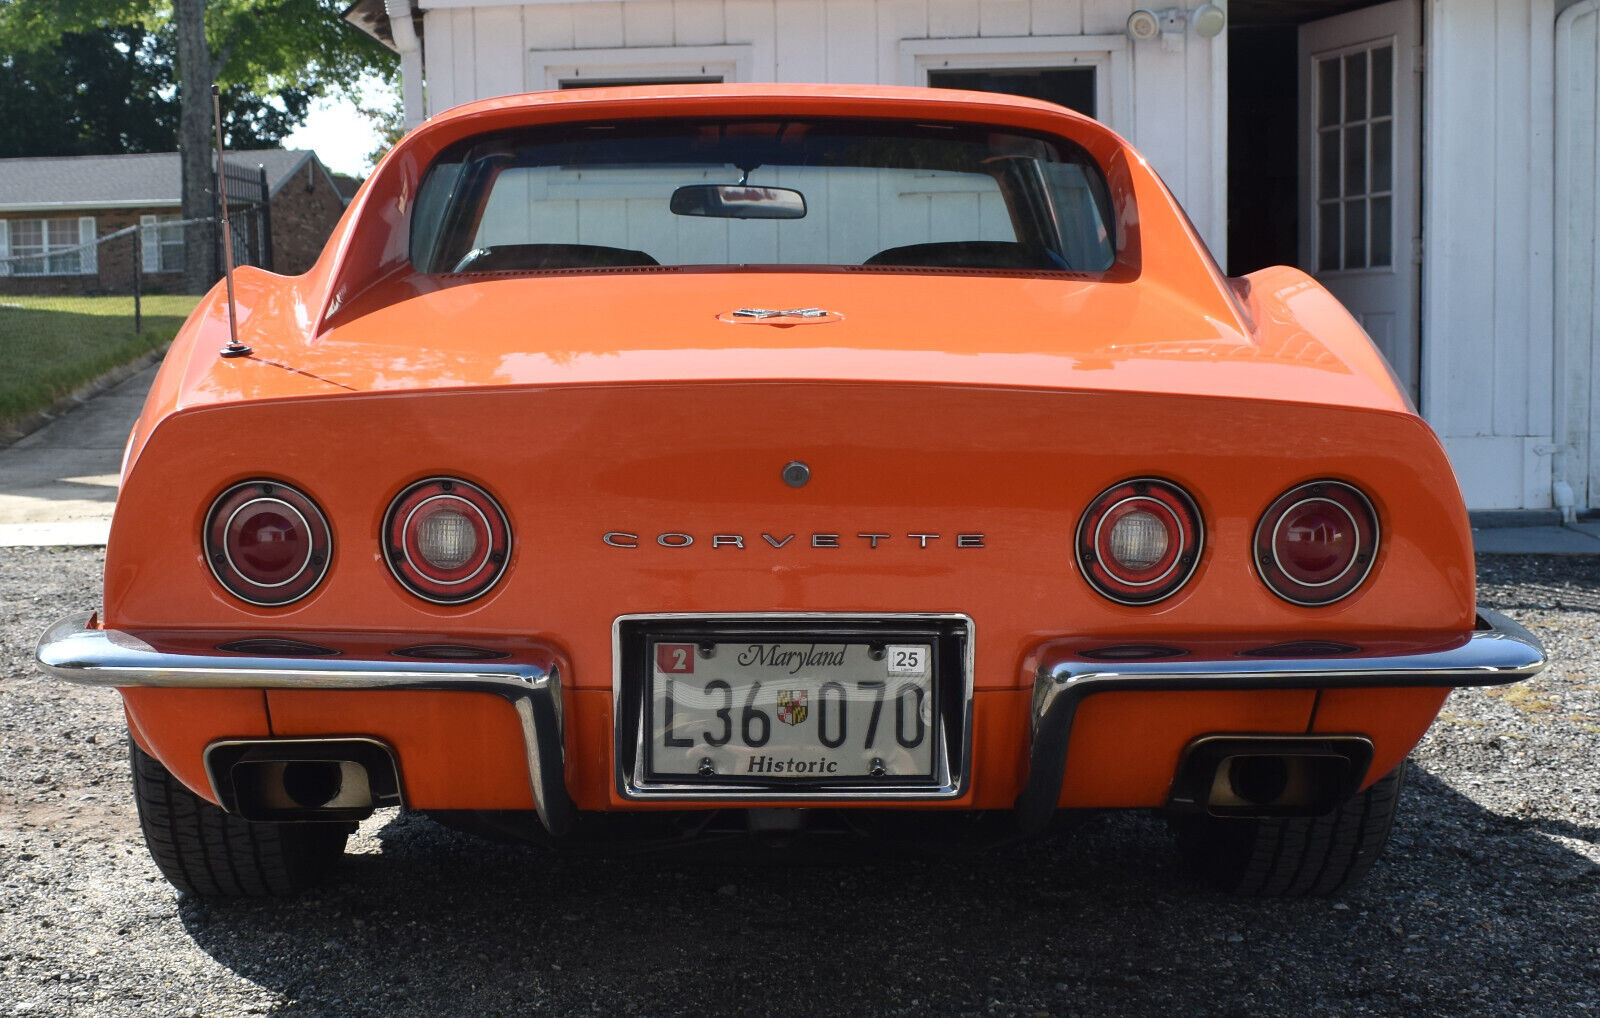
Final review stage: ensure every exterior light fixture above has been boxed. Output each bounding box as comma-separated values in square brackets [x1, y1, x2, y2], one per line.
[1192, 3, 1227, 38]
[1127, 9, 1161, 41]
[1127, 5, 1227, 42]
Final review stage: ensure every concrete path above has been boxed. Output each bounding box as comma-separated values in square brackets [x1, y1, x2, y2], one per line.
[0, 364, 156, 547]
[2, 362, 1599, 556]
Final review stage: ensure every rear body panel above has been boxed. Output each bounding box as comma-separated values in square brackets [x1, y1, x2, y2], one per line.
[103, 378, 1474, 812]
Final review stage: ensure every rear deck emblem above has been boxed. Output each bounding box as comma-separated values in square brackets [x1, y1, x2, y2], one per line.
[733, 307, 829, 318]
[777, 690, 809, 726]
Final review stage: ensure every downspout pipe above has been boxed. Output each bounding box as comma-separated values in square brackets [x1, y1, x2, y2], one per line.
[384, 0, 425, 129]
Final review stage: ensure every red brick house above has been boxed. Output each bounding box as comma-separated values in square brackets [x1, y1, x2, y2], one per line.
[0, 149, 349, 296]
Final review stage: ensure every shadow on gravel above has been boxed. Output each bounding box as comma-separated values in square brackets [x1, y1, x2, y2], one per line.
[175, 768, 1600, 1018]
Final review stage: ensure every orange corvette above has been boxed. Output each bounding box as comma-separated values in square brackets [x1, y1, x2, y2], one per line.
[37, 84, 1544, 898]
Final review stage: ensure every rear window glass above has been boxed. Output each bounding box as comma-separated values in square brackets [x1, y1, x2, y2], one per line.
[411, 118, 1117, 274]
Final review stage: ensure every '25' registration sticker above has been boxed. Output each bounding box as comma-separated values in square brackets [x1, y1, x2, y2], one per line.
[886, 645, 930, 677]
[656, 643, 695, 674]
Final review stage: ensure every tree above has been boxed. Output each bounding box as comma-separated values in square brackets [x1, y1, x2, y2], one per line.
[0, 25, 331, 159]
[0, 0, 396, 292]
[0, 26, 176, 158]
[359, 91, 405, 170]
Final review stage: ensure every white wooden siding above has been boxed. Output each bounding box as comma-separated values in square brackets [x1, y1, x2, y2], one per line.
[1422, 0, 1558, 510]
[417, 0, 1227, 259]
[1556, 1, 1600, 507]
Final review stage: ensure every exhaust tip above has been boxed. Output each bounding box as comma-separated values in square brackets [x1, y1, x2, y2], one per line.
[204, 737, 402, 821]
[1168, 735, 1375, 818]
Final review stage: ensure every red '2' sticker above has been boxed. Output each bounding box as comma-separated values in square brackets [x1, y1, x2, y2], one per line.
[656, 643, 695, 674]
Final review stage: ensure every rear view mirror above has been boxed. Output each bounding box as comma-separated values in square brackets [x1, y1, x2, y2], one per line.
[670, 184, 807, 220]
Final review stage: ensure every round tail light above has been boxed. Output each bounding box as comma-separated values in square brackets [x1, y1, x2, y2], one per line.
[204, 480, 332, 606]
[384, 477, 511, 604]
[1076, 478, 1204, 605]
[1255, 481, 1379, 605]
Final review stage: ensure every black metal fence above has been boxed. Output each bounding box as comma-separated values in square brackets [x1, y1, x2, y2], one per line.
[217, 161, 275, 276]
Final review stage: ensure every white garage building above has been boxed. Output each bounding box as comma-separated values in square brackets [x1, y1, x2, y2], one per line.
[349, 0, 1600, 516]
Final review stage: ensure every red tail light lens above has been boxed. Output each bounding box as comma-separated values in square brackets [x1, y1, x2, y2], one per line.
[384, 478, 511, 604]
[204, 481, 332, 606]
[1255, 481, 1379, 605]
[1076, 478, 1204, 605]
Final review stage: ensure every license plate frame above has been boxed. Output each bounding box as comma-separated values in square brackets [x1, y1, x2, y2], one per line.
[613, 614, 973, 801]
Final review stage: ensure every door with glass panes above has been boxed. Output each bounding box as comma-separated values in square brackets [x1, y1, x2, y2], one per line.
[1299, 0, 1422, 402]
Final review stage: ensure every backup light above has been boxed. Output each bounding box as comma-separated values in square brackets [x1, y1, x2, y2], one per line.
[1077, 478, 1204, 605]
[384, 477, 511, 604]
[417, 506, 481, 570]
[1108, 509, 1170, 570]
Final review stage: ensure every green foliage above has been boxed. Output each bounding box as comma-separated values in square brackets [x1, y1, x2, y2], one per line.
[0, 26, 177, 157]
[0, 24, 334, 157]
[0, 0, 396, 102]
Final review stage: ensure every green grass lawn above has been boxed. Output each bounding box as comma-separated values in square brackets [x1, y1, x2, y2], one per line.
[0, 294, 200, 432]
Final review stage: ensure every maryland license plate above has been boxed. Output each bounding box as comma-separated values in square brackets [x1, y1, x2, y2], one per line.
[645, 638, 938, 782]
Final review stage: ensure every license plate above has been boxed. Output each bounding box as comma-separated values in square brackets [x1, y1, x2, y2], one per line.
[646, 638, 937, 782]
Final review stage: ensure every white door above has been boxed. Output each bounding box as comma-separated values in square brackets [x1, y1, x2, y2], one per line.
[1299, 0, 1422, 402]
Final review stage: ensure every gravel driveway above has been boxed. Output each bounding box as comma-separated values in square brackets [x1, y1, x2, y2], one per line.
[2, 548, 1596, 1017]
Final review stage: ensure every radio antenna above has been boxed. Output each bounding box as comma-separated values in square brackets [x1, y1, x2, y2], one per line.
[212, 85, 251, 358]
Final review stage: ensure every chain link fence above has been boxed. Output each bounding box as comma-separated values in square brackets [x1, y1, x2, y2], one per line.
[0, 218, 217, 434]
[0, 165, 284, 432]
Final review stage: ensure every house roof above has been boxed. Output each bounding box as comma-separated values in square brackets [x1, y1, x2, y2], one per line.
[0, 149, 330, 213]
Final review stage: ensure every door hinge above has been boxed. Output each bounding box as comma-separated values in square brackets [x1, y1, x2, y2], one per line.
[1412, 236, 1424, 265]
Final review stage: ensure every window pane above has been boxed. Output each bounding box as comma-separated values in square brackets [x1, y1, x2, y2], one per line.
[1344, 51, 1368, 121]
[160, 240, 185, 272]
[1370, 195, 1392, 267]
[47, 218, 78, 247]
[1344, 198, 1368, 269]
[1319, 129, 1341, 200]
[1319, 202, 1341, 270]
[1344, 125, 1367, 196]
[1371, 46, 1393, 118]
[927, 67, 1097, 119]
[1371, 120, 1393, 192]
[1041, 162, 1115, 269]
[12, 219, 43, 251]
[1318, 58, 1341, 127]
[415, 117, 1119, 274]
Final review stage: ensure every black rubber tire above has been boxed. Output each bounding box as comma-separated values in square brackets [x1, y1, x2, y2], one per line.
[129, 739, 349, 897]
[1171, 760, 1407, 897]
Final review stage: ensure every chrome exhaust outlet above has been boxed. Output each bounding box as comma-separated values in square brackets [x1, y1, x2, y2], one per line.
[204, 737, 402, 822]
[1167, 735, 1375, 818]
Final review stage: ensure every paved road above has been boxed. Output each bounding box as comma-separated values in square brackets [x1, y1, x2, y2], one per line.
[0, 365, 155, 546]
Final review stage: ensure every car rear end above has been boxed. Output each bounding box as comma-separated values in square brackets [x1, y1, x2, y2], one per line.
[35, 84, 1543, 897]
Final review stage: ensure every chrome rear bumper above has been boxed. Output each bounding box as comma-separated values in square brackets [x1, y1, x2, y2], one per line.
[34, 612, 576, 835]
[1015, 609, 1547, 832]
[38, 609, 1545, 836]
